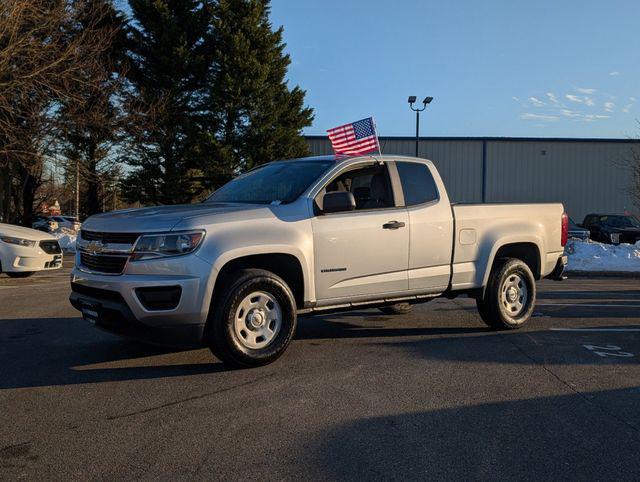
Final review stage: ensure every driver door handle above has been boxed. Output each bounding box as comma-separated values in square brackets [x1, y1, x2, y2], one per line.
[383, 221, 405, 230]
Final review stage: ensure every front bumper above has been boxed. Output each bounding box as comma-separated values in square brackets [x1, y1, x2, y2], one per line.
[69, 254, 215, 347]
[1, 243, 63, 272]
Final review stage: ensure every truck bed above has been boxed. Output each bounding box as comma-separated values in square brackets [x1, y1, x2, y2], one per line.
[450, 203, 565, 290]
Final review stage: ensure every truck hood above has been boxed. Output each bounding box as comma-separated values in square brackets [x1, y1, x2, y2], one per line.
[0, 222, 57, 241]
[82, 203, 264, 233]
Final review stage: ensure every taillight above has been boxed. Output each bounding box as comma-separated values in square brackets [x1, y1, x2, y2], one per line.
[561, 212, 569, 247]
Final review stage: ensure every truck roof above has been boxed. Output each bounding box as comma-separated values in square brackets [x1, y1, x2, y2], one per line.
[289, 154, 432, 164]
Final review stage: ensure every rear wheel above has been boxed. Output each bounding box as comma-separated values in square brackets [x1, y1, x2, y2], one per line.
[6, 271, 35, 278]
[206, 269, 297, 368]
[378, 303, 412, 315]
[476, 258, 535, 330]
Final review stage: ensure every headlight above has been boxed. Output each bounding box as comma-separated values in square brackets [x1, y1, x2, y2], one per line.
[1, 236, 37, 248]
[131, 230, 205, 261]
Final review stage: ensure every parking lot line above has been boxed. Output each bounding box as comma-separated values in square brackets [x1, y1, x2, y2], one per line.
[538, 303, 640, 308]
[550, 328, 640, 332]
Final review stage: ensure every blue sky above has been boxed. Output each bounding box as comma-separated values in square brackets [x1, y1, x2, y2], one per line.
[270, 0, 640, 138]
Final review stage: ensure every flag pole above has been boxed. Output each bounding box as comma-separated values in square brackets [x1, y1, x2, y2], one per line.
[372, 117, 382, 157]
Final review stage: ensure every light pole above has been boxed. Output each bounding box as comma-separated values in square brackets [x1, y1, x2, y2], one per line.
[408, 96, 433, 157]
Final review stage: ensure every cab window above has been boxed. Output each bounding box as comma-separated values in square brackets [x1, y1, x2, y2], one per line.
[396, 161, 438, 206]
[317, 163, 394, 211]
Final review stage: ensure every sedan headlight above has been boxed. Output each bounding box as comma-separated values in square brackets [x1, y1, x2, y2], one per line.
[131, 230, 205, 261]
[1, 236, 37, 248]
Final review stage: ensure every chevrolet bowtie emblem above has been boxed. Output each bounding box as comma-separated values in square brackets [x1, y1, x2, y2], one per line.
[86, 240, 104, 255]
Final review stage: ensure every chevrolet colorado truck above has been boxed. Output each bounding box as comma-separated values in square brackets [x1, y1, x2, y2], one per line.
[70, 155, 568, 367]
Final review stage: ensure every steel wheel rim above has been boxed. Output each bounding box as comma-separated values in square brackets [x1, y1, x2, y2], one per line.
[500, 273, 528, 318]
[234, 291, 282, 349]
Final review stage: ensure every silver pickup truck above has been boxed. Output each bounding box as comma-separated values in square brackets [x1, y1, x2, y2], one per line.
[70, 155, 568, 367]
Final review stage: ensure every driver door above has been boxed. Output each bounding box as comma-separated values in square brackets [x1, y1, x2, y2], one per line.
[311, 162, 409, 302]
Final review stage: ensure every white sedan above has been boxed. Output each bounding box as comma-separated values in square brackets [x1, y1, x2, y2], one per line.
[0, 223, 63, 277]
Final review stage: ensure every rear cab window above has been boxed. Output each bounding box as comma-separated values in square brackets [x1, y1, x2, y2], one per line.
[396, 161, 438, 206]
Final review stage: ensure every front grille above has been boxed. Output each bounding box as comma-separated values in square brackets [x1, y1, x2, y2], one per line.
[40, 240, 62, 254]
[81, 230, 140, 244]
[80, 252, 128, 274]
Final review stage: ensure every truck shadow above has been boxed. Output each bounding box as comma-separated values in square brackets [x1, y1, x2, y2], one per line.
[0, 317, 223, 389]
[304, 387, 640, 479]
[295, 312, 489, 340]
[2, 310, 639, 389]
[0, 314, 490, 389]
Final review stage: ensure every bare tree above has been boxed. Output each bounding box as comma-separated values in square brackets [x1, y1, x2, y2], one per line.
[0, 0, 121, 224]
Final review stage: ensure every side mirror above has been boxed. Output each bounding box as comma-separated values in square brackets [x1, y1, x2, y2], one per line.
[322, 191, 356, 214]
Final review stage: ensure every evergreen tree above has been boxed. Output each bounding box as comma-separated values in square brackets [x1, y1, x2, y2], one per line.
[59, 0, 127, 216]
[122, 0, 214, 205]
[203, 0, 313, 187]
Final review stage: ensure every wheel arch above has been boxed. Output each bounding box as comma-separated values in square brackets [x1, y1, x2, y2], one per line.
[481, 239, 543, 290]
[210, 251, 307, 312]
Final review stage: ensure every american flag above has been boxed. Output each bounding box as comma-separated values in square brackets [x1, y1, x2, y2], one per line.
[327, 117, 380, 156]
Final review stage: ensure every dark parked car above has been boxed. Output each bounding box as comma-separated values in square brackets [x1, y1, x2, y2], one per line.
[568, 217, 589, 241]
[581, 214, 640, 245]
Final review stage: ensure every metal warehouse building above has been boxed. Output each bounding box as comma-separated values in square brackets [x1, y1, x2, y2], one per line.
[306, 136, 640, 221]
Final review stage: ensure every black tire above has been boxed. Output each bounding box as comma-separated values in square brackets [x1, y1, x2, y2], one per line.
[476, 258, 536, 330]
[378, 303, 412, 315]
[6, 271, 35, 278]
[206, 268, 297, 368]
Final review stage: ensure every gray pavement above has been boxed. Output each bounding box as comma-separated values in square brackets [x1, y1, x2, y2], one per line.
[1, 258, 640, 480]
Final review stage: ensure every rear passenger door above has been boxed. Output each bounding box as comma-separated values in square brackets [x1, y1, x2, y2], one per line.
[396, 161, 453, 293]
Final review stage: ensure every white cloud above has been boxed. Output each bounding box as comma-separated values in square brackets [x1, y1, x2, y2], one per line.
[529, 96, 545, 107]
[566, 94, 595, 106]
[520, 113, 559, 121]
[546, 92, 560, 105]
[517, 85, 629, 124]
[583, 114, 610, 122]
[609, 71, 621, 76]
[561, 109, 581, 118]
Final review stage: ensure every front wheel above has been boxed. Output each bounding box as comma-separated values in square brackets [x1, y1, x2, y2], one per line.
[476, 258, 536, 330]
[206, 269, 297, 368]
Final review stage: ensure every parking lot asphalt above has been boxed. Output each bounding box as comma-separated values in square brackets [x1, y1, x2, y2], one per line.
[1, 258, 639, 480]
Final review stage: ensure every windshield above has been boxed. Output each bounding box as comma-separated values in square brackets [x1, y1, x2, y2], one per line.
[206, 160, 334, 204]
[602, 215, 640, 228]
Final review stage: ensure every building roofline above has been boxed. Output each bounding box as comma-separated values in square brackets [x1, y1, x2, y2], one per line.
[304, 135, 640, 144]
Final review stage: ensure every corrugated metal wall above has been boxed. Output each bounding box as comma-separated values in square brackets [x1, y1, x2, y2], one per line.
[306, 136, 639, 220]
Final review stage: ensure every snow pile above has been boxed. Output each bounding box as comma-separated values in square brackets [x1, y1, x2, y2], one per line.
[565, 239, 640, 272]
[51, 228, 77, 252]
